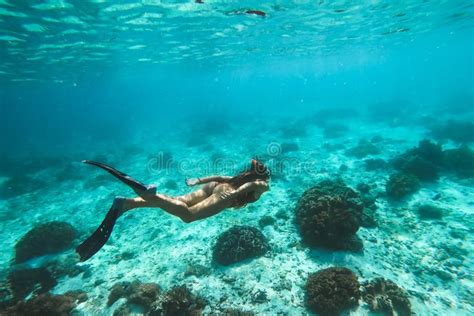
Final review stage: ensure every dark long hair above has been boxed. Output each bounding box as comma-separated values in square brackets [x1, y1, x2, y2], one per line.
[228, 159, 270, 207]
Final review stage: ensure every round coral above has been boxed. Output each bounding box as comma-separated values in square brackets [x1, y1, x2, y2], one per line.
[362, 278, 411, 316]
[295, 179, 363, 250]
[14, 221, 77, 263]
[107, 280, 160, 312]
[213, 226, 269, 265]
[150, 285, 206, 316]
[305, 267, 361, 315]
[385, 173, 420, 199]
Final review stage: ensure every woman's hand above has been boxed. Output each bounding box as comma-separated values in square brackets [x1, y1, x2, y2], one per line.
[186, 178, 200, 186]
[219, 190, 235, 200]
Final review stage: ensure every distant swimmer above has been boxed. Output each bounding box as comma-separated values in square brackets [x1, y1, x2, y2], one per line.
[225, 9, 267, 17]
[76, 159, 270, 261]
[245, 10, 266, 17]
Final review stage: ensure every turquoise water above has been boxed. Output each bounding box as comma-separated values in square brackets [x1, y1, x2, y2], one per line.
[0, 1, 473, 315]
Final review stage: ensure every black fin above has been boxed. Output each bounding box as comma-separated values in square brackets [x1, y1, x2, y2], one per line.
[76, 204, 120, 262]
[82, 160, 156, 198]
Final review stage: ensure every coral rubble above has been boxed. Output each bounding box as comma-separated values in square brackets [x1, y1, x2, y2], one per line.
[362, 278, 411, 316]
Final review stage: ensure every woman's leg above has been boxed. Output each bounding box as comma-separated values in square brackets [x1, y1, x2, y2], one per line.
[122, 194, 193, 222]
[76, 193, 193, 261]
[76, 187, 221, 261]
[121, 187, 230, 223]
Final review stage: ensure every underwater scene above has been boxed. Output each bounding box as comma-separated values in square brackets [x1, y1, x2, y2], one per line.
[0, 0, 473, 315]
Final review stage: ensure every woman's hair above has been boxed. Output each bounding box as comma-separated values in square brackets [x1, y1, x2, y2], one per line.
[228, 159, 270, 207]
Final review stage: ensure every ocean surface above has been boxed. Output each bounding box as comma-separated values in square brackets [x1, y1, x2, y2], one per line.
[0, 1, 473, 315]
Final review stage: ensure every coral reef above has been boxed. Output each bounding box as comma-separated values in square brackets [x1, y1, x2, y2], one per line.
[364, 158, 388, 171]
[345, 139, 380, 158]
[414, 139, 445, 165]
[392, 140, 474, 181]
[338, 164, 349, 172]
[250, 289, 268, 303]
[360, 208, 377, 228]
[113, 303, 131, 316]
[0, 175, 47, 199]
[392, 139, 443, 181]
[295, 179, 364, 250]
[0, 155, 55, 178]
[322, 123, 349, 139]
[385, 173, 420, 199]
[371, 135, 384, 143]
[14, 221, 77, 263]
[150, 285, 207, 316]
[397, 155, 439, 181]
[0, 280, 14, 309]
[322, 142, 346, 151]
[213, 226, 269, 265]
[443, 145, 474, 178]
[430, 120, 474, 143]
[280, 120, 307, 138]
[1, 293, 77, 316]
[355, 184, 378, 227]
[107, 281, 160, 312]
[305, 267, 360, 316]
[214, 308, 255, 315]
[127, 282, 160, 310]
[356, 183, 371, 194]
[108, 282, 130, 306]
[417, 204, 444, 220]
[7, 268, 57, 301]
[362, 278, 411, 316]
[64, 290, 88, 303]
[359, 194, 378, 228]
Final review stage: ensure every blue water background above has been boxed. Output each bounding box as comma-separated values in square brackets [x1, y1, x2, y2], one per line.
[1, 28, 472, 156]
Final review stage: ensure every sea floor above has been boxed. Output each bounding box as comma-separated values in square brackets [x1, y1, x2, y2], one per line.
[0, 111, 473, 315]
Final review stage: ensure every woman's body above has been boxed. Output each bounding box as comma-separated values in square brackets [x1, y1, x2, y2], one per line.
[76, 159, 270, 261]
[120, 175, 268, 223]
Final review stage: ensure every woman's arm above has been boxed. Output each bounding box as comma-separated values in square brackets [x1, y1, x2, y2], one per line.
[219, 180, 269, 200]
[186, 175, 233, 186]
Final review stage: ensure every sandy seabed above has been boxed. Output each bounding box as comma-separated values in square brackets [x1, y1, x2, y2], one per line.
[1, 114, 473, 315]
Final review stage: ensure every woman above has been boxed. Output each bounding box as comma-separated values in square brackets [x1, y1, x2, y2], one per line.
[76, 159, 270, 261]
